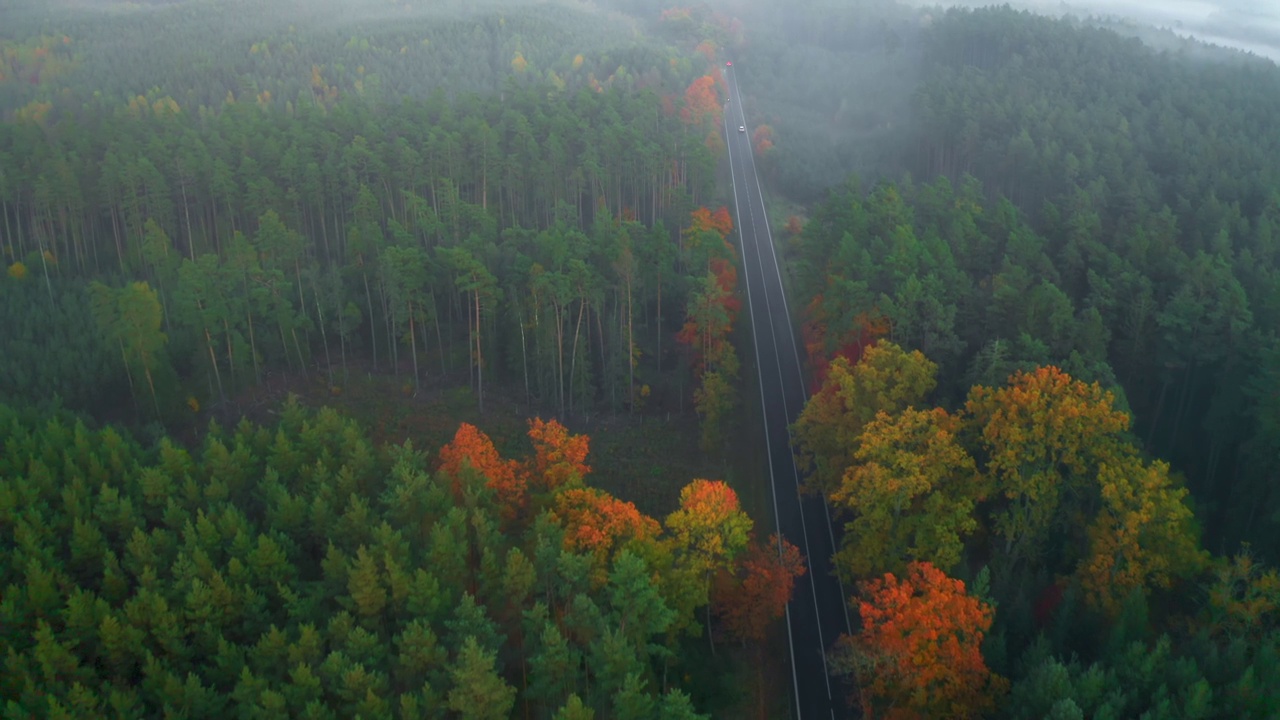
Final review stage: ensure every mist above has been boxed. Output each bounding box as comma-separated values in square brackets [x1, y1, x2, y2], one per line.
[900, 0, 1280, 60]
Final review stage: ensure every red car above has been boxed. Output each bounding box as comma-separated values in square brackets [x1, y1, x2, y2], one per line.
[726, 61, 732, 66]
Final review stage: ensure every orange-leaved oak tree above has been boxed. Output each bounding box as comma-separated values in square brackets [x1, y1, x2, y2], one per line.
[831, 407, 983, 580]
[438, 423, 525, 516]
[526, 417, 590, 493]
[1079, 455, 1206, 616]
[964, 366, 1130, 570]
[836, 562, 1006, 719]
[551, 487, 660, 581]
[793, 341, 937, 497]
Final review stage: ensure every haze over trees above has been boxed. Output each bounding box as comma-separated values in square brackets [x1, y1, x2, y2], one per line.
[3, 0, 1280, 717]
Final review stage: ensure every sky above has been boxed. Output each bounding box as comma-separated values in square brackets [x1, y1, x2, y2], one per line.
[902, 0, 1280, 61]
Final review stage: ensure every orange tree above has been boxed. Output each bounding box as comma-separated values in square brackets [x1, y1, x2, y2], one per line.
[438, 422, 525, 519]
[834, 561, 1006, 719]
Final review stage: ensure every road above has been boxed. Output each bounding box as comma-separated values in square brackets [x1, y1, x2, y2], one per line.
[721, 65, 854, 719]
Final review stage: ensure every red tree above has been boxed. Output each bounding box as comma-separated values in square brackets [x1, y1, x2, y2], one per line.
[710, 206, 734, 238]
[801, 295, 890, 393]
[714, 535, 805, 643]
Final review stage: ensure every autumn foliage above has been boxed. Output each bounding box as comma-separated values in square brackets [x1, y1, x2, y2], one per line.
[794, 342, 938, 496]
[688, 205, 734, 239]
[526, 417, 591, 492]
[784, 215, 804, 237]
[841, 562, 1006, 719]
[803, 297, 891, 393]
[0, 35, 78, 88]
[438, 423, 525, 513]
[714, 534, 806, 643]
[664, 479, 752, 575]
[965, 365, 1131, 567]
[831, 407, 982, 578]
[751, 124, 774, 156]
[681, 75, 722, 127]
[552, 487, 660, 562]
[1079, 455, 1207, 615]
[677, 206, 740, 379]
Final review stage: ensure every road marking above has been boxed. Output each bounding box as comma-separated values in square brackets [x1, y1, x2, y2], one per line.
[724, 84, 804, 720]
[732, 123, 835, 704]
[725, 73, 836, 712]
[733, 77, 855, 638]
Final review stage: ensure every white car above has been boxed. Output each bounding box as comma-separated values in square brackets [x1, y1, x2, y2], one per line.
[738, 125, 746, 133]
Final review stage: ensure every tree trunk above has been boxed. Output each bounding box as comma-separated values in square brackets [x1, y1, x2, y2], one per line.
[118, 338, 138, 415]
[519, 304, 530, 408]
[475, 289, 484, 414]
[569, 297, 585, 417]
[408, 299, 420, 394]
[291, 325, 307, 377]
[596, 306, 607, 409]
[313, 276, 333, 386]
[656, 269, 663, 379]
[555, 303, 566, 418]
[627, 277, 634, 412]
[141, 357, 161, 420]
[362, 269, 377, 371]
[431, 292, 445, 376]
[222, 318, 237, 379]
[247, 308, 261, 384]
[278, 321, 293, 373]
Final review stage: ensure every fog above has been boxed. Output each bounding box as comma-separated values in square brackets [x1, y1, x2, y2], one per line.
[901, 0, 1280, 60]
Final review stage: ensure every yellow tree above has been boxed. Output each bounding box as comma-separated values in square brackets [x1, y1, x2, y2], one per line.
[794, 341, 937, 496]
[1079, 456, 1207, 616]
[965, 366, 1129, 569]
[665, 479, 752, 649]
[832, 407, 984, 580]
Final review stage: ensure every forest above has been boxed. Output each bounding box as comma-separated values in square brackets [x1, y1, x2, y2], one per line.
[3, 0, 1280, 717]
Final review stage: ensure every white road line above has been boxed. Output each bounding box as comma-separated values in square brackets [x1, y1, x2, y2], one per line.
[733, 116, 835, 704]
[726, 71, 835, 706]
[723, 77, 804, 720]
[733, 75, 855, 637]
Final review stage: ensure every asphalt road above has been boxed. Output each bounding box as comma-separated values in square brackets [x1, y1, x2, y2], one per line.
[721, 65, 854, 720]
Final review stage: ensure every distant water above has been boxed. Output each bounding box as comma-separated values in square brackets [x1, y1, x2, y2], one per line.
[906, 0, 1280, 62]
